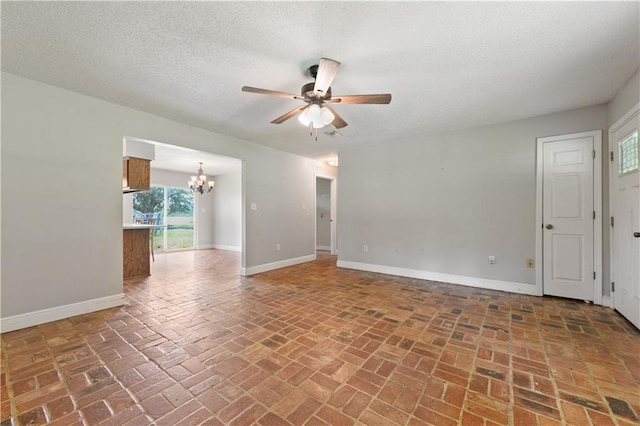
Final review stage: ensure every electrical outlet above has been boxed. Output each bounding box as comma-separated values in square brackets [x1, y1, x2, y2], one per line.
[363, 244, 368, 253]
[276, 243, 281, 251]
[488, 256, 496, 264]
[527, 258, 534, 268]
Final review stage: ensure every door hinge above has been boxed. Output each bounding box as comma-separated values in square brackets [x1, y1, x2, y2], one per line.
[592, 150, 596, 159]
[611, 216, 615, 227]
[593, 271, 596, 280]
[593, 211, 596, 220]
[610, 151, 614, 162]
[611, 282, 615, 292]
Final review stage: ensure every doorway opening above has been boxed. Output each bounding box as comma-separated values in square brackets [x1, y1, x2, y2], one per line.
[123, 137, 243, 269]
[316, 175, 337, 255]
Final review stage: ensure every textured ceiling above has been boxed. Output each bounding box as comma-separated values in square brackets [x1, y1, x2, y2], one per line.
[2, 2, 638, 163]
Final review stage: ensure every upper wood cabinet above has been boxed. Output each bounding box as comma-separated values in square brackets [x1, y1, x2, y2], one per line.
[123, 157, 150, 193]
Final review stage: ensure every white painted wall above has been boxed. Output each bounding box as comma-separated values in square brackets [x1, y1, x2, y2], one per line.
[337, 105, 609, 295]
[316, 178, 331, 249]
[210, 172, 242, 251]
[1, 73, 335, 330]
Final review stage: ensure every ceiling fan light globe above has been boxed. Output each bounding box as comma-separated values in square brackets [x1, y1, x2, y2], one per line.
[298, 110, 311, 126]
[312, 121, 324, 129]
[308, 104, 321, 122]
[320, 107, 335, 125]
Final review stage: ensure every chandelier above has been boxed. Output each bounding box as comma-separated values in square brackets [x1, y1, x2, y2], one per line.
[188, 162, 215, 194]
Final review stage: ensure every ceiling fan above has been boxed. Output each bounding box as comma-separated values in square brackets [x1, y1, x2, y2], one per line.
[241, 58, 391, 134]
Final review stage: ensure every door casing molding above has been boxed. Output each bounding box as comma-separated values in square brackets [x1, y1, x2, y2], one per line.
[315, 173, 337, 256]
[535, 130, 603, 303]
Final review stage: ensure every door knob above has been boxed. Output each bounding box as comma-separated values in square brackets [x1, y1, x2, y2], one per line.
[545, 224, 554, 230]
[634, 232, 640, 238]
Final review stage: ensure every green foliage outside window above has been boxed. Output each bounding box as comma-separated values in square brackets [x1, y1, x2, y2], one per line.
[132, 186, 164, 214]
[167, 188, 194, 217]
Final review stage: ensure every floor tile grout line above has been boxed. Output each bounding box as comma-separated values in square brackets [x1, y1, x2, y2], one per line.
[4, 250, 639, 425]
[1, 334, 20, 426]
[37, 323, 89, 425]
[96, 321, 158, 424]
[559, 303, 631, 426]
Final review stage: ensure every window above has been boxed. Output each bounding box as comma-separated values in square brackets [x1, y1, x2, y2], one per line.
[619, 131, 638, 175]
[132, 186, 195, 251]
[166, 188, 195, 250]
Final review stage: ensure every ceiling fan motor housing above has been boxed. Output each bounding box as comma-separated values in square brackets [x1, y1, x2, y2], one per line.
[301, 82, 331, 100]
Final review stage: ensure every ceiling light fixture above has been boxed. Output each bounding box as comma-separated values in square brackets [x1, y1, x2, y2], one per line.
[188, 162, 215, 194]
[298, 103, 335, 141]
[328, 158, 339, 167]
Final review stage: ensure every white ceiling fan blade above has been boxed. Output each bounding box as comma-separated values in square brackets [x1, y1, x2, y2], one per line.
[313, 58, 340, 97]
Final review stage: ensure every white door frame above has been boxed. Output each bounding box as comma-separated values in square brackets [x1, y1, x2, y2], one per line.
[315, 173, 337, 255]
[608, 102, 640, 309]
[535, 130, 602, 303]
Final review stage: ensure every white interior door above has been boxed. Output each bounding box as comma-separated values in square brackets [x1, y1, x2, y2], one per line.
[610, 109, 640, 329]
[542, 135, 595, 300]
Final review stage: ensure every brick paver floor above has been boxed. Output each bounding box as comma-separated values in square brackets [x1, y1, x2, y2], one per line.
[1, 250, 638, 425]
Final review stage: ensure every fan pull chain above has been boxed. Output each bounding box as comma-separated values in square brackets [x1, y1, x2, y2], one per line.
[309, 122, 313, 137]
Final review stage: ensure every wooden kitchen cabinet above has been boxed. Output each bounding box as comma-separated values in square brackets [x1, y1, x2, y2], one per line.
[123, 157, 150, 193]
[123, 227, 150, 278]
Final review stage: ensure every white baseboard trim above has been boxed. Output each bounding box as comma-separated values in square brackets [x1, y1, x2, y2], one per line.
[337, 260, 539, 296]
[316, 245, 331, 251]
[0, 293, 125, 333]
[242, 254, 316, 276]
[199, 244, 241, 252]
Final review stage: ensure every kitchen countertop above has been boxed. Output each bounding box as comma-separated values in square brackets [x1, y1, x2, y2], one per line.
[123, 224, 165, 230]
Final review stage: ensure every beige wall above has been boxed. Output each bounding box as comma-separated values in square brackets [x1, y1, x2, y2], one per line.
[338, 105, 608, 295]
[1, 73, 335, 330]
[608, 70, 639, 126]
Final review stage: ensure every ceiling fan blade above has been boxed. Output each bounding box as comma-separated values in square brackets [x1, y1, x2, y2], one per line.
[324, 105, 348, 129]
[313, 58, 341, 97]
[271, 105, 308, 124]
[242, 86, 301, 100]
[331, 94, 392, 104]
